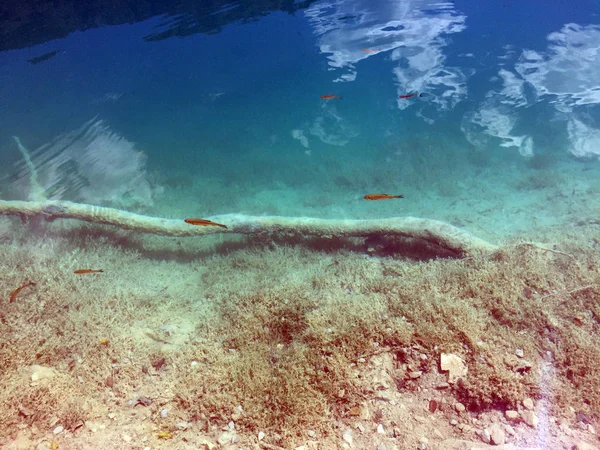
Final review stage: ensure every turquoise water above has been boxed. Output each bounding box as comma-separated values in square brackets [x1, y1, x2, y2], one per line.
[1, 0, 600, 240]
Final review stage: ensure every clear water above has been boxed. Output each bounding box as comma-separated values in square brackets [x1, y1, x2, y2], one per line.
[2, 2, 600, 446]
[1, 0, 600, 238]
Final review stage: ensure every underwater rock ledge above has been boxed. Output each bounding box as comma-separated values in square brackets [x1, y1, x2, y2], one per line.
[0, 199, 498, 256]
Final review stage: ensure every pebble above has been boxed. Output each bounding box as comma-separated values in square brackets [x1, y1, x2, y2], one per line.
[175, 422, 190, 430]
[450, 419, 458, 426]
[31, 365, 57, 382]
[505, 410, 519, 420]
[489, 423, 506, 445]
[522, 398, 534, 410]
[455, 402, 466, 412]
[258, 431, 265, 441]
[409, 371, 422, 379]
[479, 428, 491, 444]
[440, 353, 468, 384]
[217, 431, 236, 446]
[52, 426, 64, 435]
[521, 410, 539, 428]
[307, 430, 316, 438]
[342, 429, 353, 445]
[122, 433, 132, 442]
[376, 423, 384, 434]
[515, 348, 524, 358]
[160, 408, 168, 418]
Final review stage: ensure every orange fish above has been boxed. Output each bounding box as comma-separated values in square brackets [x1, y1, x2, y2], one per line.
[361, 49, 381, 53]
[399, 93, 423, 99]
[364, 194, 404, 200]
[321, 95, 342, 100]
[184, 218, 228, 229]
[74, 269, 104, 274]
[9, 281, 36, 303]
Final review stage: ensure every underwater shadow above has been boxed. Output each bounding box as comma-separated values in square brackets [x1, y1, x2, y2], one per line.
[39, 223, 463, 262]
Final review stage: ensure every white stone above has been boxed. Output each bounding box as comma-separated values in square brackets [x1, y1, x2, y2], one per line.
[52, 426, 64, 435]
[31, 365, 57, 382]
[521, 410, 539, 428]
[522, 398, 534, 410]
[489, 423, 506, 445]
[217, 431, 235, 446]
[176, 421, 190, 430]
[342, 429, 353, 445]
[440, 353, 468, 383]
[455, 402, 466, 412]
[258, 431, 265, 441]
[479, 428, 491, 444]
[377, 423, 384, 434]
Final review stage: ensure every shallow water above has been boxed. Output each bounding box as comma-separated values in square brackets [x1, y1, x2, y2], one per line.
[1, 1, 600, 448]
[1, 0, 599, 241]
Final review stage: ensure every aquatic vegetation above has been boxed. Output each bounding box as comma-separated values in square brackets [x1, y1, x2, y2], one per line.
[0, 222, 599, 445]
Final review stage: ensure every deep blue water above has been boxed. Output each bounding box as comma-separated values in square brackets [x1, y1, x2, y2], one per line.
[1, 0, 600, 234]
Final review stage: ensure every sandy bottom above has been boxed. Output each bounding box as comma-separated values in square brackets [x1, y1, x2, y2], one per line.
[1, 155, 600, 450]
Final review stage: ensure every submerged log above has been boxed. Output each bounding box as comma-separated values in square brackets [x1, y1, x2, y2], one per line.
[0, 199, 498, 256]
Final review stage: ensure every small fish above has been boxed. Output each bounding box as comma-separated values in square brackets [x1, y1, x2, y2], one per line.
[9, 281, 36, 303]
[399, 93, 423, 99]
[361, 49, 382, 53]
[364, 194, 404, 200]
[184, 218, 228, 228]
[321, 94, 342, 100]
[74, 269, 104, 274]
